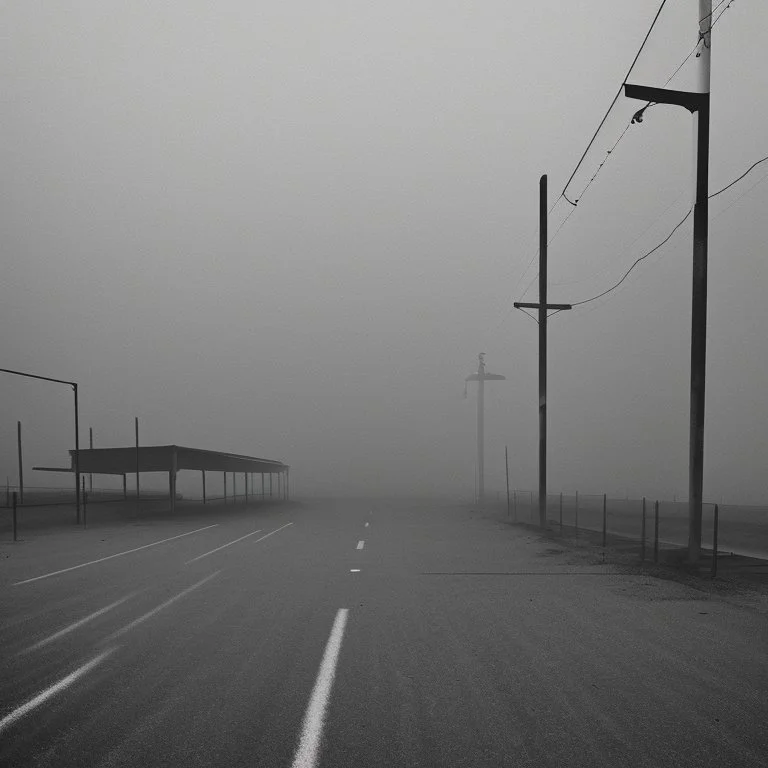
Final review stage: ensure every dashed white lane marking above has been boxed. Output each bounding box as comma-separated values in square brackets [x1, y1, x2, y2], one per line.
[364, 522, 369, 528]
[21, 593, 137, 654]
[14, 524, 219, 586]
[0, 647, 116, 734]
[356, 540, 365, 550]
[185, 529, 262, 564]
[291, 608, 349, 768]
[105, 571, 220, 641]
[350, 569, 361, 573]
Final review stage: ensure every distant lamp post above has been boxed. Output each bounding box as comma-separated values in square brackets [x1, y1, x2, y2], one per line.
[465, 353, 506, 504]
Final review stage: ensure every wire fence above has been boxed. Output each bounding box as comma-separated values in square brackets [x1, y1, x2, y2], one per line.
[494, 490, 768, 565]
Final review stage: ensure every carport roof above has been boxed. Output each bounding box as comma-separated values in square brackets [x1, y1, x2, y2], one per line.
[66, 445, 288, 475]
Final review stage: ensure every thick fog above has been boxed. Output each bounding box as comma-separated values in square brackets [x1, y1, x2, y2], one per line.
[1, 2, 766, 503]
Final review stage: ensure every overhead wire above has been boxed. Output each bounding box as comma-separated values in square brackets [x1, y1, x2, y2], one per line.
[555, 0, 734, 217]
[562, 153, 768, 310]
[557, 0, 670, 207]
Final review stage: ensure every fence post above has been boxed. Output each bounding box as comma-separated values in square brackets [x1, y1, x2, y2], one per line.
[711, 504, 719, 578]
[641, 497, 646, 561]
[602, 493, 607, 547]
[505, 446, 510, 518]
[559, 492, 563, 533]
[575, 491, 579, 537]
[12, 491, 17, 541]
[654, 500, 660, 563]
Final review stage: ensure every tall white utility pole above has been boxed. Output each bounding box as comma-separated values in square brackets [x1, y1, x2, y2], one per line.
[625, 0, 711, 563]
[465, 353, 505, 504]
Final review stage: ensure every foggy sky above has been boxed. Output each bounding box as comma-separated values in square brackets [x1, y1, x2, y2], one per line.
[2, 1, 767, 503]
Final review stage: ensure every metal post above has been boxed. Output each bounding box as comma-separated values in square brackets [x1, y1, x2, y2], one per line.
[224, 472, 227, 504]
[538, 175, 548, 528]
[654, 500, 660, 563]
[16, 420, 24, 505]
[641, 497, 646, 561]
[12, 491, 17, 541]
[513, 490, 517, 521]
[478, 359, 485, 504]
[505, 447, 510, 517]
[261, 473, 265, 498]
[602, 493, 607, 548]
[269, 473, 273, 497]
[122, 474, 127, 500]
[134, 416, 140, 506]
[74, 385, 80, 524]
[287, 469, 290, 500]
[82, 477, 87, 529]
[559, 492, 563, 532]
[170, 447, 177, 515]
[202, 470, 206, 504]
[89, 427, 93, 492]
[711, 503, 719, 578]
[245, 472, 248, 504]
[233, 472, 237, 503]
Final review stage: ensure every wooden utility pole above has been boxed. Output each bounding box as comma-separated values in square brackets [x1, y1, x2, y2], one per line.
[515, 175, 572, 527]
[624, 0, 711, 563]
[465, 354, 506, 504]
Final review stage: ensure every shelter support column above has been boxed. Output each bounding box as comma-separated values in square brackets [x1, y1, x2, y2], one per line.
[170, 446, 178, 514]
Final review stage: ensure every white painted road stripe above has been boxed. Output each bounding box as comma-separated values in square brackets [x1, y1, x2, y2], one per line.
[291, 608, 349, 768]
[364, 522, 369, 528]
[349, 569, 360, 573]
[356, 540, 365, 550]
[105, 571, 220, 641]
[14, 524, 219, 586]
[0, 647, 116, 734]
[185, 529, 262, 564]
[21, 593, 137, 654]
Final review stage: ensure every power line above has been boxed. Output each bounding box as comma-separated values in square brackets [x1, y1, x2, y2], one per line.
[557, 0, 735, 214]
[558, 0, 670, 207]
[564, 153, 768, 309]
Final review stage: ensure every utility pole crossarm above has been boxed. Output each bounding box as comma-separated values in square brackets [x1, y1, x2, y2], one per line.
[624, 84, 707, 113]
[514, 302, 572, 311]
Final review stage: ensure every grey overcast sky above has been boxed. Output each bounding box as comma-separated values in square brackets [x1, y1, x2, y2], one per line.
[1, 1, 767, 502]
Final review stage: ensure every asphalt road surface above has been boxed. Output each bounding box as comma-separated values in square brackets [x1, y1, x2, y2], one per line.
[1, 498, 767, 767]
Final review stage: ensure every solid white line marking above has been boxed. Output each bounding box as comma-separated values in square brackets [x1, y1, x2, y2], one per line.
[356, 540, 364, 550]
[364, 522, 369, 528]
[0, 647, 116, 734]
[14, 524, 220, 586]
[105, 571, 220, 641]
[291, 608, 349, 768]
[21, 593, 137, 654]
[185, 529, 262, 564]
[350, 569, 361, 573]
